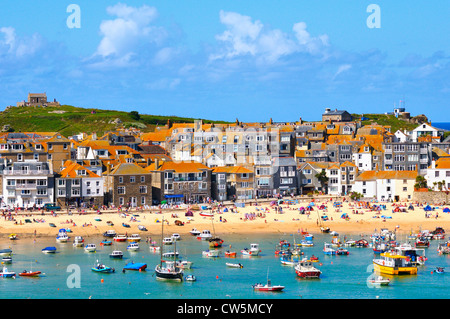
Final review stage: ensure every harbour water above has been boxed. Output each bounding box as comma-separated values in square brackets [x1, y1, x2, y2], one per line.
[0, 231, 449, 299]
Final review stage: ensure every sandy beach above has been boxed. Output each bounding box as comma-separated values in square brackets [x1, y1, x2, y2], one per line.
[1, 197, 449, 242]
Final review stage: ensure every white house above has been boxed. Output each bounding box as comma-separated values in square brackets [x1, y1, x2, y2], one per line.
[411, 123, 444, 142]
[394, 130, 410, 143]
[425, 158, 450, 191]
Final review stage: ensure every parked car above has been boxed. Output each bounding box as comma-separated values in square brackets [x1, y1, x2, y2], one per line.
[43, 203, 61, 211]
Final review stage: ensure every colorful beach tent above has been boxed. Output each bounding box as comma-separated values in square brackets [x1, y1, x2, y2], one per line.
[443, 207, 450, 213]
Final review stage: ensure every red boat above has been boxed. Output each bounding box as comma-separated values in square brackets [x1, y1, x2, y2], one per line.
[252, 279, 284, 292]
[19, 270, 41, 277]
[295, 261, 322, 278]
[225, 250, 237, 258]
[113, 235, 127, 242]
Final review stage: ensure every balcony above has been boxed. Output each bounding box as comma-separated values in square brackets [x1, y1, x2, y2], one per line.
[3, 170, 50, 176]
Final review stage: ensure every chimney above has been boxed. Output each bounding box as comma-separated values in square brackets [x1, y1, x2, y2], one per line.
[154, 158, 159, 170]
[432, 159, 436, 169]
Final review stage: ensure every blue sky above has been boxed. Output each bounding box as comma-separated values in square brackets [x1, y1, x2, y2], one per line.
[0, 1, 449, 123]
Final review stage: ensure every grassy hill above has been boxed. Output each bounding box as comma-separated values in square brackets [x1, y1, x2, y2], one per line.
[351, 113, 421, 132]
[0, 105, 230, 137]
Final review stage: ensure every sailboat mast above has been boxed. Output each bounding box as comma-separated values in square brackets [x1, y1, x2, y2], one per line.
[160, 217, 164, 267]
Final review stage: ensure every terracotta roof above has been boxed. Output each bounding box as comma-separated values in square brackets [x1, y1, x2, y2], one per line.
[146, 161, 210, 173]
[356, 170, 417, 181]
[109, 163, 150, 175]
[212, 166, 253, 174]
[59, 160, 101, 178]
[433, 158, 450, 169]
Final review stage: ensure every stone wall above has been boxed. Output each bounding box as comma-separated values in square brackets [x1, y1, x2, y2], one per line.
[412, 190, 450, 205]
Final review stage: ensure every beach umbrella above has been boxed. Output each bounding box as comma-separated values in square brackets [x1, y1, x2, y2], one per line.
[443, 207, 450, 213]
[309, 202, 315, 206]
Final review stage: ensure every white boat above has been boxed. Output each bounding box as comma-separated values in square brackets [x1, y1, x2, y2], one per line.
[163, 237, 173, 245]
[185, 274, 196, 282]
[323, 243, 336, 255]
[0, 249, 12, 257]
[149, 245, 161, 252]
[241, 243, 260, 256]
[84, 244, 96, 253]
[73, 236, 84, 247]
[56, 229, 69, 243]
[197, 230, 212, 241]
[190, 228, 201, 236]
[226, 262, 244, 268]
[2, 256, 12, 264]
[162, 251, 179, 258]
[138, 225, 148, 231]
[127, 234, 141, 242]
[171, 233, 181, 241]
[202, 249, 220, 258]
[176, 260, 193, 269]
[113, 234, 127, 242]
[199, 211, 214, 217]
[368, 275, 390, 286]
[0, 266, 16, 278]
[109, 250, 123, 259]
[127, 243, 140, 251]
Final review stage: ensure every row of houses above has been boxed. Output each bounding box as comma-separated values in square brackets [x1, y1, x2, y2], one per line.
[0, 108, 449, 209]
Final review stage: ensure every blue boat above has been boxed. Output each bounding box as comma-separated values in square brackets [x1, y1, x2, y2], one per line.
[92, 262, 115, 273]
[42, 246, 57, 254]
[0, 266, 16, 278]
[123, 262, 147, 271]
[0, 248, 12, 256]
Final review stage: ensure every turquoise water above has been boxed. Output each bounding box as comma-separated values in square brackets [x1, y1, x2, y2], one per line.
[0, 232, 449, 299]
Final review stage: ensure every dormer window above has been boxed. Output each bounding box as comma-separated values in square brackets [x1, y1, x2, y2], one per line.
[77, 170, 86, 176]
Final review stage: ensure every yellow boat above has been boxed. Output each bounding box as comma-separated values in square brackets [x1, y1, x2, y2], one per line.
[373, 252, 418, 275]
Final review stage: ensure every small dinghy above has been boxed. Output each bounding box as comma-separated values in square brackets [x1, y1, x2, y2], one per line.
[434, 267, 445, 274]
[42, 247, 56, 254]
[226, 262, 244, 268]
[92, 262, 115, 273]
[368, 275, 390, 286]
[19, 270, 42, 277]
[185, 274, 196, 282]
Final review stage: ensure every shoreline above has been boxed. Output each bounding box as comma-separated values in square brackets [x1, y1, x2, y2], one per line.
[1, 199, 449, 241]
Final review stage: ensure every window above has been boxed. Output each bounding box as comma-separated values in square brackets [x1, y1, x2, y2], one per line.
[241, 182, 249, 188]
[58, 180, 66, 186]
[140, 176, 145, 183]
[37, 179, 47, 186]
[446, 171, 450, 177]
[303, 169, 312, 175]
[117, 186, 126, 194]
[164, 172, 173, 179]
[63, 143, 68, 150]
[58, 189, 65, 196]
[47, 154, 52, 160]
[130, 176, 136, 183]
[37, 188, 47, 195]
[141, 196, 146, 205]
[139, 186, 147, 194]
[34, 153, 39, 160]
[119, 176, 123, 183]
[119, 197, 124, 205]
[17, 154, 23, 162]
[48, 143, 53, 150]
[403, 187, 408, 192]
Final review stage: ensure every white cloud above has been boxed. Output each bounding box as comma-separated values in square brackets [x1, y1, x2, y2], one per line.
[210, 10, 329, 63]
[333, 64, 352, 80]
[0, 27, 42, 58]
[94, 3, 166, 59]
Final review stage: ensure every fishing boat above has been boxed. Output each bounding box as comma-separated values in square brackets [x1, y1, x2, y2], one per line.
[100, 239, 112, 246]
[123, 261, 147, 271]
[0, 248, 12, 256]
[437, 243, 450, 255]
[367, 275, 390, 286]
[0, 267, 15, 278]
[336, 248, 350, 255]
[356, 239, 369, 248]
[73, 236, 84, 247]
[163, 237, 173, 245]
[109, 250, 123, 259]
[113, 234, 127, 242]
[154, 217, 183, 281]
[127, 234, 141, 242]
[394, 243, 427, 265]
[84, 244, 96, 253]
[56, 229, 69, 243]
[323, 243, 336, 255]
[320, 226, 330, 233]
[202, 249, 220, 258]
[300, 239, 314, 247]
[197, 230, 212, 241]
[280, 254, 298, 266]
[373, 252, 418, 275]
[415, 237, 430, 248]
[176, 260, 193, 269]
[162, 251, 179, 259]
[295, 261, 322, 278]
[208, 237, 224, 248]
[331, 236, 342, 248]
[127, 242, 140, 251]
[103, 230, 117, 238]
[225, 250, 237, 258]
[252, 268, 284, 292]
[2, 256, 12, 264]
[92, 262, 115, 273]
[42, 247, 56, 254]
[241, 243, 261, 256]
[309, 255, 319, 262]
[171, 233, 181, 241]
[190, 228, 201, 236]
[226, 262, 244, 268]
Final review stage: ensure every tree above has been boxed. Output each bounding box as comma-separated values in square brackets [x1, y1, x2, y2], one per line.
[414, 175, 427, 189]
[129, 111, 140, 121]
[315, 169, 329, 193]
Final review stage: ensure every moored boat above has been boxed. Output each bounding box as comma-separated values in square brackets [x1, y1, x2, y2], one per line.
[56, 229, 69, 243]
[19, 270, 42, 277]
[367, 275, 390, 286]
[100, 239, 112, 246]
[0, 267, 15, 278]
[0, 248, 12, 256]
[241, 243, 260, 256]
[42, 247, 56, 254]
[197, 230, 212, 241]
[127, 242, 140, 251]
[202, 249, 220, 258]
[190, 228, 201, 236]
[123, 261, 147, 271]
[225, 250, 237, 258]
[226, 262, 244, 268]
[127, 234, 141, 242]
[113, 234, 127, 242]
[323, 243, 336, 255]
[295, 261, 322, 278]
[84, 244, 96, 253]
[92, 262, 115, 273]
[103, 230, 117, 238]
[73, 236, 84, 247]
[373, 252, 418, 275]
[109, 250, 123, 259]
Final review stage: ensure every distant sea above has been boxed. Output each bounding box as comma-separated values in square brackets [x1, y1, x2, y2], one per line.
[433, 122, 450, 131]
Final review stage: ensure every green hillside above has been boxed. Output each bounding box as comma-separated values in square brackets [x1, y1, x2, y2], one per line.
[352, 113, 421, 132]
[0, 105, 229, 137]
